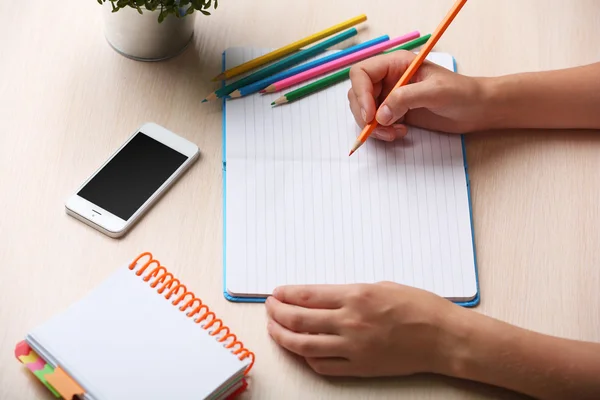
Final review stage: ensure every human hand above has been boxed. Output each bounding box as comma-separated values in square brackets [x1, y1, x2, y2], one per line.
[348, 50, 491, 140]
[265, 281, 466, 377]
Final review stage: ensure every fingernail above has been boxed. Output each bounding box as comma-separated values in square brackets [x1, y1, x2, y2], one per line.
[272, 287, 280, 297]
[361, 108, 367, 122]
[376, 105, 393, 125]
[393, 124, 408, 138]
[373, 128, 394, 141]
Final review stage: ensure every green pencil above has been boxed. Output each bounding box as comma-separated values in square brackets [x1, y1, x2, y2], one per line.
[271, 34, 431, 106]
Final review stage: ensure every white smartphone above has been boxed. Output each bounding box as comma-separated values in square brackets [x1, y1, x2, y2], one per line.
[65, 122, 199, 238]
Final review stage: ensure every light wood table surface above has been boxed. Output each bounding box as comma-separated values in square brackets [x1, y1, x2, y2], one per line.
[1, 1, 599, 399]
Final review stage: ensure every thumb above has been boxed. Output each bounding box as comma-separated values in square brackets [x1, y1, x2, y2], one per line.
[375, 80, 437, 126]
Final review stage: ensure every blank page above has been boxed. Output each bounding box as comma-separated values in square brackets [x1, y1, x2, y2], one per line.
[225, 47, 477, 301]
[27, 264, 247, 400]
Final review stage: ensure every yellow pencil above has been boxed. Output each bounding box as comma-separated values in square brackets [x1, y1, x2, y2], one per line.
[211, 14, 367, 82]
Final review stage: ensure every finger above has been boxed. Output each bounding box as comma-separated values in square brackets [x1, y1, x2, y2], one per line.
[350, 51, 420, 119]
[347, 89, 366, 128]
[371, 124, 408, 142]
[349, 60, 390, 124]
[376, 80, 438, 126]
[305, 357, 355, 377]
[266, 296, 340, 334]
[267, 319, 346, 358]
[272, 285, 346, 309]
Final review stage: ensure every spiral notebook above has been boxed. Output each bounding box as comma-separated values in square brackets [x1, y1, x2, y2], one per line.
[15, 252, 254, 400]
[222, 47, 479, 306]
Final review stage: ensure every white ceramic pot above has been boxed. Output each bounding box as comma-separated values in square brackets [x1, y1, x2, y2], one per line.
[102, 3, 195, 61]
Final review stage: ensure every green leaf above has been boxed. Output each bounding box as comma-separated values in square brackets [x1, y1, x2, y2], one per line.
[96, 0, 217, 18]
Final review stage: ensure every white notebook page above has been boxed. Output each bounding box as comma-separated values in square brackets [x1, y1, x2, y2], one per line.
[27, 264, 247, 400]
[225, 47, 477, 301]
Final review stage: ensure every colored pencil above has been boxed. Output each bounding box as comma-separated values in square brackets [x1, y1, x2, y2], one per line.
[211, 14, 367, 81]
[261, 31, 420, 94]
[349, 0, 468, 156]
[203, 28, 358, 101]
[271, 34, 431, 106]
[230, 35, 390, 99]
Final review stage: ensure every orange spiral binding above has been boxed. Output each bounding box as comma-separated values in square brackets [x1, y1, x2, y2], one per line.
[128, 252, 255, 374]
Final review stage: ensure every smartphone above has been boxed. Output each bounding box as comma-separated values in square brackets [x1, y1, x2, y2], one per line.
[65, 122, 199, 238]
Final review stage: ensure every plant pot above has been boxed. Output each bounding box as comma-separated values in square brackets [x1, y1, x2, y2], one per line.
[102, 3, 195, 61]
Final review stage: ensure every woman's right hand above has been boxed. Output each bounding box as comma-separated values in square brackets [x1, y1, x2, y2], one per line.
[348, 50, 494, 141]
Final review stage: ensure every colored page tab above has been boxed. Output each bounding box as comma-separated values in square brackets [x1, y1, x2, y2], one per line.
[25, 357, 47, 372]
[33, 364, 61, 398]
[14, 340, 31, 359]
[46, 366, 85, 400]
[18, 352, 39, 365]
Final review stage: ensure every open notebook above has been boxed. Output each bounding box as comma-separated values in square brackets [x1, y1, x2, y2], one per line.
[223, 47, 479, 306]
[15, 252, 254, 400]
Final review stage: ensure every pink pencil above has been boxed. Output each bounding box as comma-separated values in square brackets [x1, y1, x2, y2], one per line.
[261, 30, 420, 93]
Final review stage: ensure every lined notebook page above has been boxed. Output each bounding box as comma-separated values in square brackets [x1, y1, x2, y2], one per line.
[27, 265, 246, 400]
[225, 47, 477, 301]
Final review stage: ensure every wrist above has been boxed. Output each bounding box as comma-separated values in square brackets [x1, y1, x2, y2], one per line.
[431, 303, 476, 377]
[475, 76, 514, 131]
[432, 304, 513, 380]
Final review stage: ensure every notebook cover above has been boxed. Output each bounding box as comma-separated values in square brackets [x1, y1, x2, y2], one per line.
[221, 49, 480, 307]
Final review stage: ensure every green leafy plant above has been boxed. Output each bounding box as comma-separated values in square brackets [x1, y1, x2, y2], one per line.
[97, 0, 218, 22]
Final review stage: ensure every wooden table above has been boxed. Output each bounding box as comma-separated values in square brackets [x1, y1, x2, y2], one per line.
[1, 1, 599, 398]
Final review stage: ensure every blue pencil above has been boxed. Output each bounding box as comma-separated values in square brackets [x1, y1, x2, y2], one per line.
[229, 35, 390, 98]
[203, 28, 358, 101]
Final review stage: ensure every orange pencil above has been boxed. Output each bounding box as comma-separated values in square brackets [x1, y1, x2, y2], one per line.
[349, 0, 468, 156]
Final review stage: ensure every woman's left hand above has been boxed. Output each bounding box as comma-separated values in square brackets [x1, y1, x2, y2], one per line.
[265, 281, 466, 377]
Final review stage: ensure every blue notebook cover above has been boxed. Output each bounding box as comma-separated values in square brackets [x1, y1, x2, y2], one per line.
[221, 49, 480, 307]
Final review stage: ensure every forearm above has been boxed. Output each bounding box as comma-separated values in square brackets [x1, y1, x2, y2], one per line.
[439, 308, 600, 399]
[480, 63, 600, 130]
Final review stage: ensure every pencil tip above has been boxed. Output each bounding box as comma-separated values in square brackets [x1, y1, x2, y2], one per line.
[203, 92, 218, 102]
[201, 99, 207, 103]
[348, 150, 354, 157]
[259, 90, 265, 94]
[270, 101, 275, 106]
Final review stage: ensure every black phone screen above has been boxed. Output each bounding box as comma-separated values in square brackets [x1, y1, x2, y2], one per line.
[77, 132, 188, 220]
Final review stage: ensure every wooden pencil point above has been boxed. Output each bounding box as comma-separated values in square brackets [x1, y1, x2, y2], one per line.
[212, 73, 226, 82]
[229, 90, 242, 98]
[203, 92, 218, 102]
[349, 139, 364, 156]
[272, 97, 288, 106]
[263, 85, 276, 94]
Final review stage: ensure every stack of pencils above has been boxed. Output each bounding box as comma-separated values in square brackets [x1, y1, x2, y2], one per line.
[203, 14, 431, 107]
